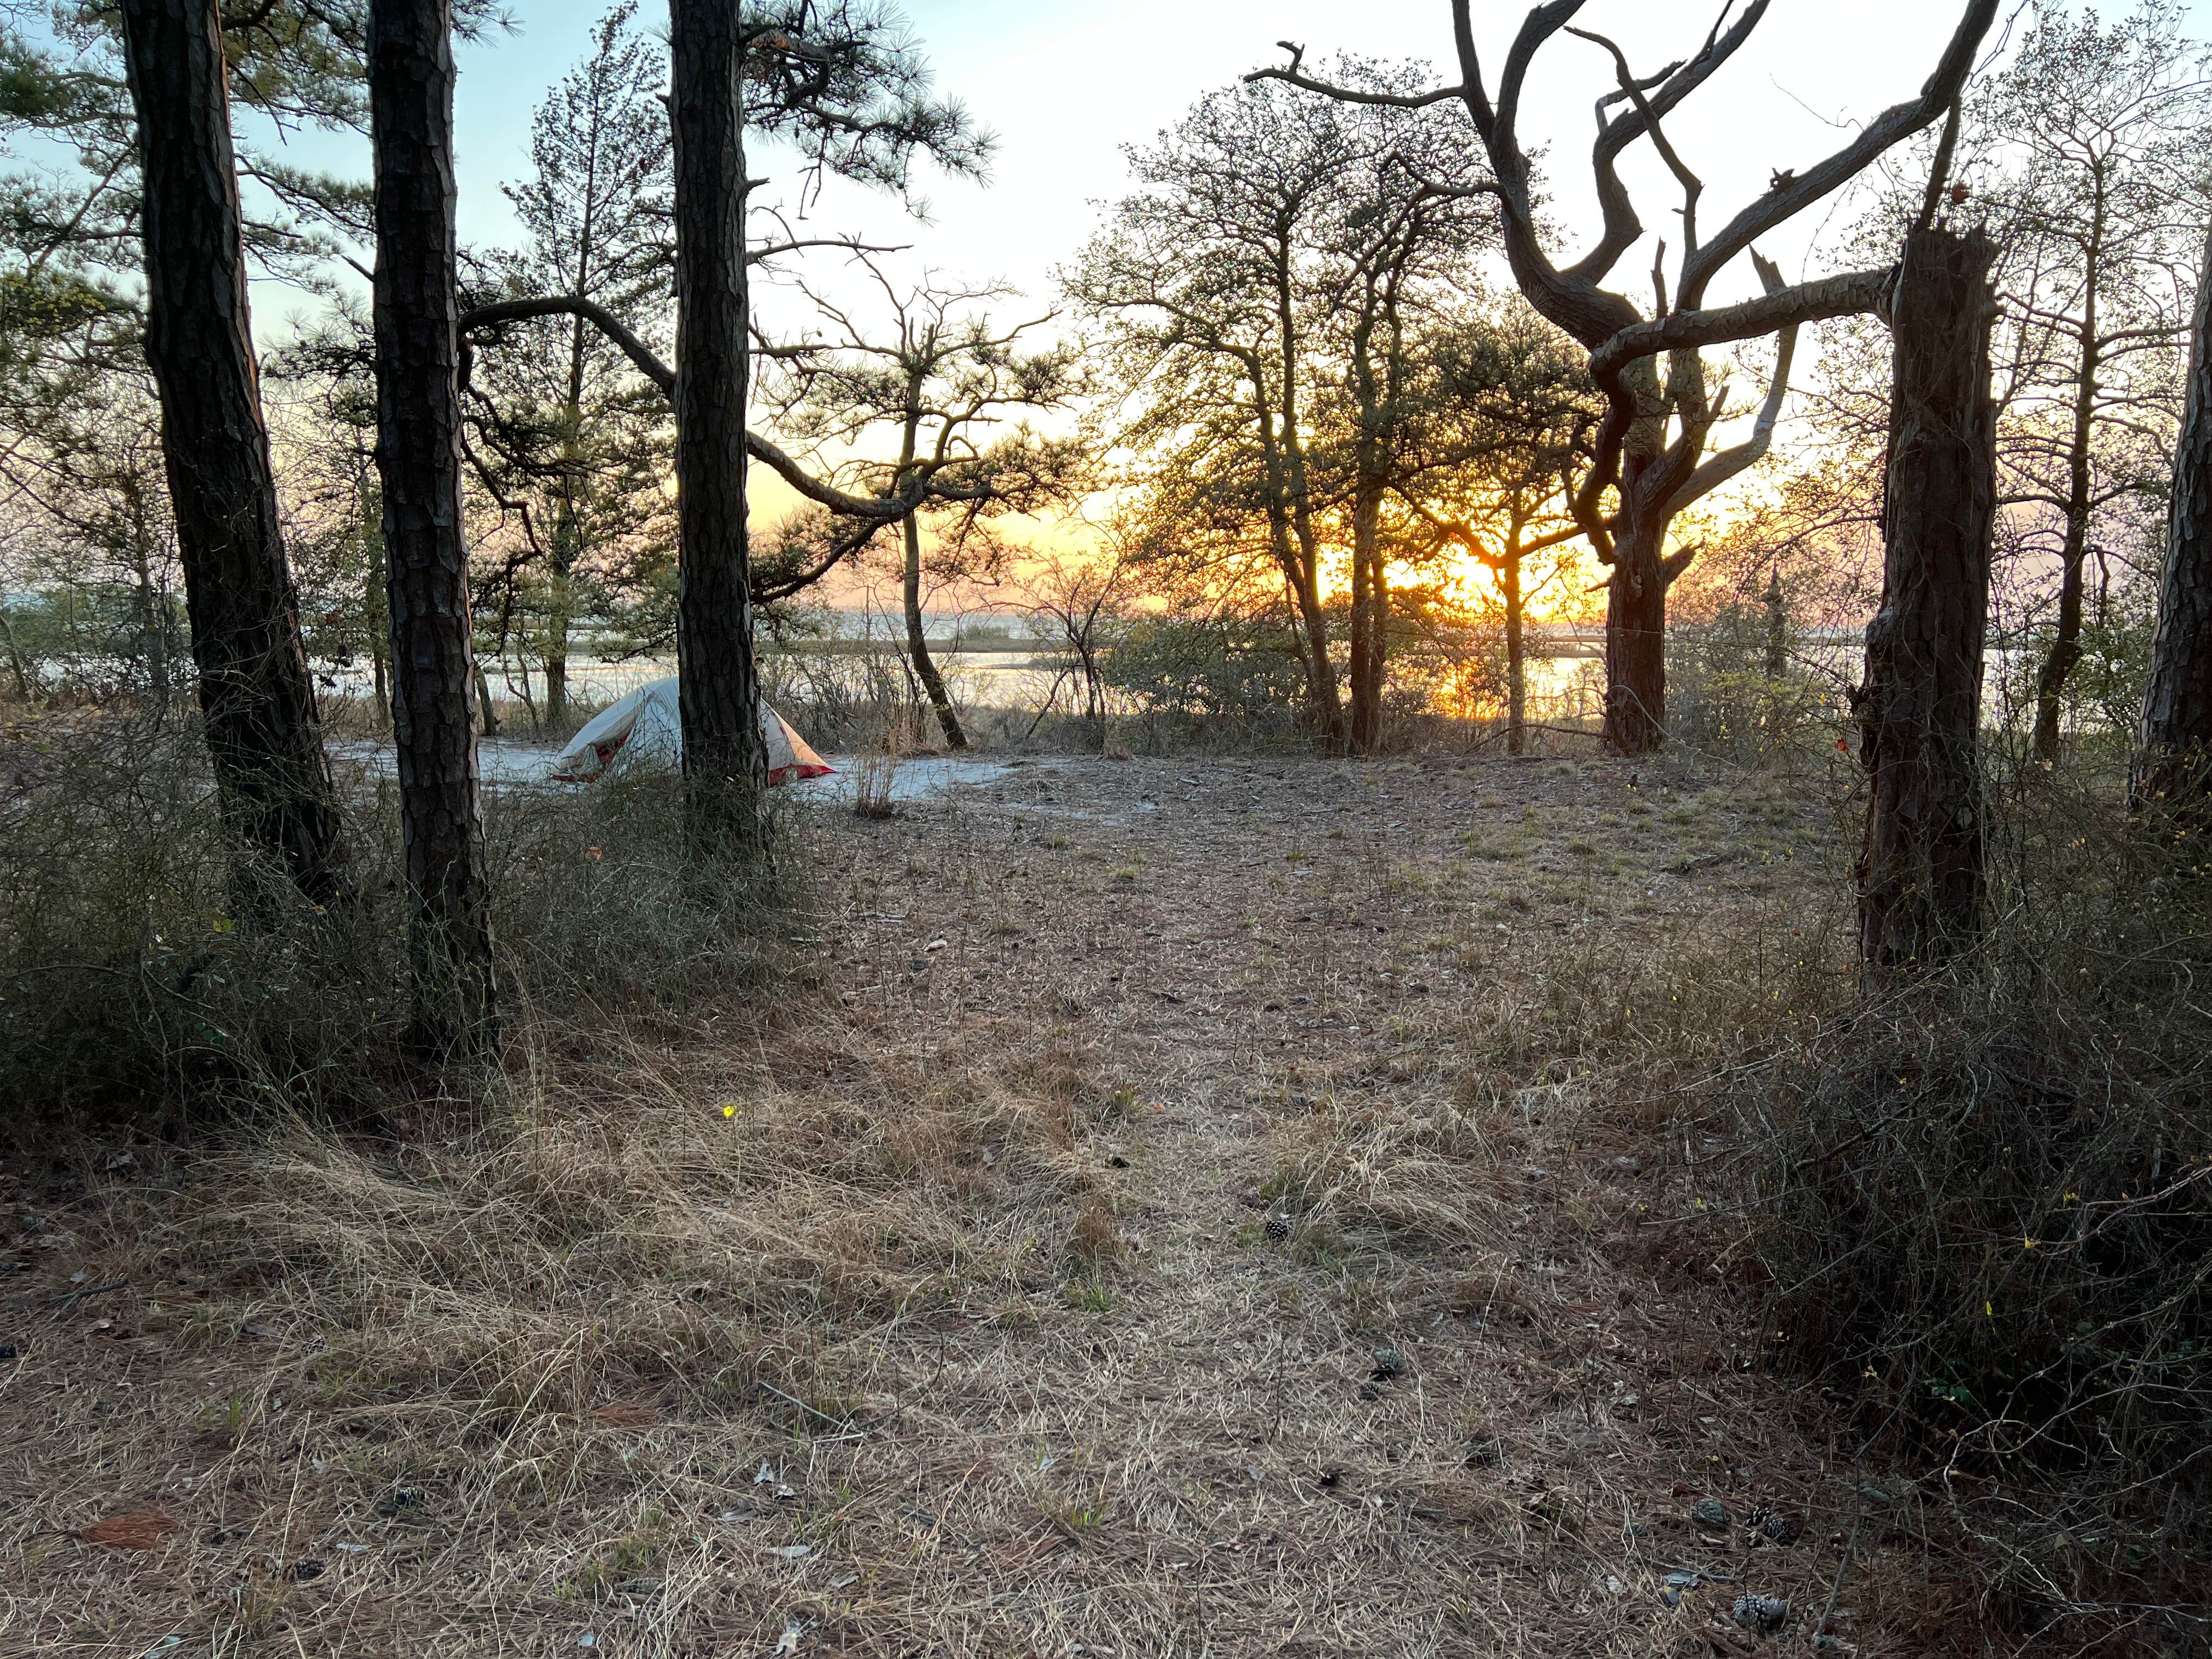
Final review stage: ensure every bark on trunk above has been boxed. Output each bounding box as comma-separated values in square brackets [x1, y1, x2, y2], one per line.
[1855, 227, 1997, 971]
[2135, 222, 2212, 813]
[669, 0, 771, 853]
[1291, 567, 1342, 745]
[2033, 181, 2106, 765]
[473, 660, 500, 736]
[1598, 358, 1680, 758]
[902, 512, 967, 749]
[544, 648, 568, 725]
[1503, 558, 1526, 757]
[370, 0, 496, 1051]
[1764, 565, 1788, 679]
[2033, 539, 2087, 761]
[118, 0, 346, 906]
[1347, 477, 1386, 755]
[1602, 515, 1669, 756]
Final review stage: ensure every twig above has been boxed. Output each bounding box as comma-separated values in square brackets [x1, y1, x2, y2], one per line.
[44, 1277, 129, 1313]
[752, 1378, 863, 1436]
[1814, 1487, 1866, 1643]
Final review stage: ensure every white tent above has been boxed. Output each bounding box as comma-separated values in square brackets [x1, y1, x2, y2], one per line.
[549, 678, 833, 786]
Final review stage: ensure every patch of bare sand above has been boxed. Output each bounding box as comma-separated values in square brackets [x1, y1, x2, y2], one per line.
[5, 752, 1965, 1657]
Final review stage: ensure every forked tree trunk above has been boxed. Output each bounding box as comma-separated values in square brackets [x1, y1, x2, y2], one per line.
[117, 0, 347, 906]
[1293, 573, 1342, 746]
[2134, 223, 2212, 815]
[1855, 227, 1997, 970]
[370, 0, 496, 1051]
[901, 512, 967, 750]
[543, 310, 591, 729]
[668, 0, 771, 852]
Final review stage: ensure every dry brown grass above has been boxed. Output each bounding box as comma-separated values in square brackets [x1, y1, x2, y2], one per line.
[3, 749, 2100, 1656]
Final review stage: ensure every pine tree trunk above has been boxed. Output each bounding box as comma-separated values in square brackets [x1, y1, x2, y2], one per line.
[2136, 222, 2212, 813]
[902, 512, 967, 749]
[543, 504, 573, 727]
[2032, 348, 2100, 763]
[117, 0, 346, 906]
[1503, 558, 1526, 757]
[1764, 566, 1788, 679]
[544, 647, 568, 725]
[1855, 227, 1997, 971]
[365, 522, 392, 730]
[1347, 477, 1385, 755]
[2033, 544, 2087, 761]
[669, 0, 770, 853]
[544, 310, 589, 731]
[369, 0, 496, 1051]
[2033, 188, 2106, 765]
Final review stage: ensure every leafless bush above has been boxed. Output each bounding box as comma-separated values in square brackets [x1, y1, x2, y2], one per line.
[847, 704, 927, 820]
[1664, 616, 1848, 770]
[759, 639, 910, 752]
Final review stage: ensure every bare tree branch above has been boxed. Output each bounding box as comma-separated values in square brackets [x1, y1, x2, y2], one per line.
[460, 295, 675, 394]
[1663, 260, 1803, 517]
[457, 293, 1011, 523]
[1675, 0, 1999, 307]
[1587, 265, 1893, 394]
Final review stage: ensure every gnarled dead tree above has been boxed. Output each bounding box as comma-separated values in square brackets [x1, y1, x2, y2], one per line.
[1254, 0, 1999, 754]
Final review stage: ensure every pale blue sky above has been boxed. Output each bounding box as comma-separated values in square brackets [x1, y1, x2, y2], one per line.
[219, 0, 2176, 552]
[235, 0, 2212, 345]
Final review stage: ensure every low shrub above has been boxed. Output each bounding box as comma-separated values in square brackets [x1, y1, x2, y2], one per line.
[1726, 765, 2212, 1634]
[1665, 609, 1844, 765]
[0, 704, 798, 1122]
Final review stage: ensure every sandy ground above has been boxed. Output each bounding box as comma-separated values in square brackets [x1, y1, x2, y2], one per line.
[328, 736, 1019, 803]
[3, 749, 1974, 1658]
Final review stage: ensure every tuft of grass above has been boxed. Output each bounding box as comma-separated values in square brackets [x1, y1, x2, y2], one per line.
[1713, 761, 2212, 1643]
